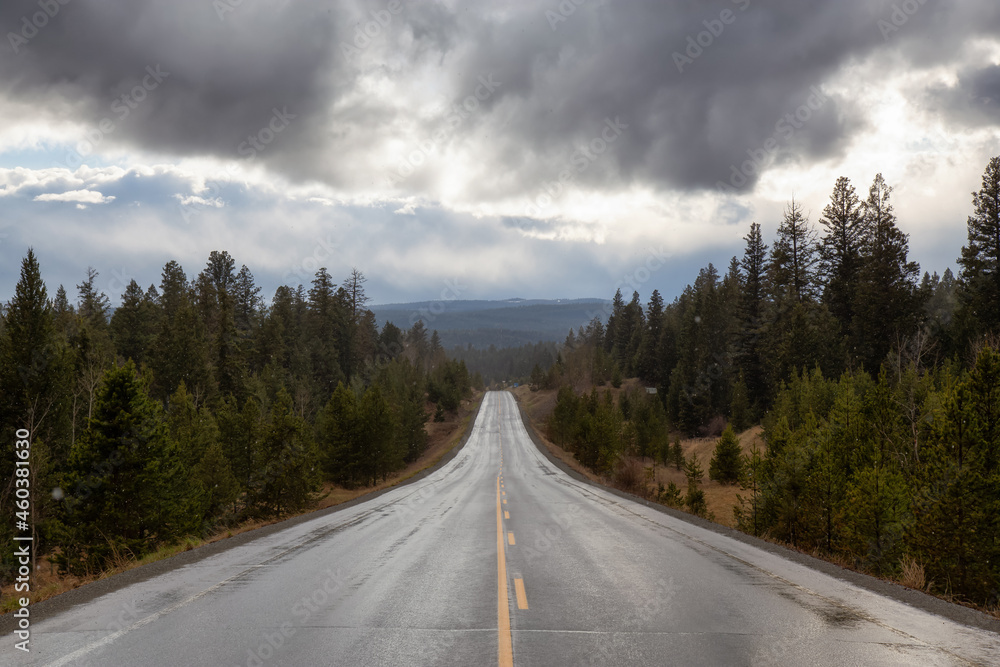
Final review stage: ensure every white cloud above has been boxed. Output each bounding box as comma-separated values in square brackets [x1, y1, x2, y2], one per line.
[34, 189, 115, 204]
[174, 194, 225, 208]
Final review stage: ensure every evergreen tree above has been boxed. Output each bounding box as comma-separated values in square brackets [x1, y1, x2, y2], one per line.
[316, 383, 359, 486]
[709, 425, 743, 484]
[55, 362, 196, 574]
[958, 156, 1000, 339]
[818, 176, 864, 335]
[636, 289, 664, 384]
[0, 251, 69, 577]
[739, 222, 769, 413]
[110, 279, 158, 366]
[253, 389, 319, 516]
[306, 268, 349, 401]
[342, 268, 370, 324]
[769, 200, 818, 304]
[684, 454, 707, 516]
[232, 264, 262, 336]
[76, 267, 111, 333]
[192, 441, 239, 525]
[150, 261, 210, 401]
[855, 174, 920, 371]
[378, 322, 405, 361]
[670, 438, 685, 471]
[357, 385, 402, 485]
[0, 250, 65, 444]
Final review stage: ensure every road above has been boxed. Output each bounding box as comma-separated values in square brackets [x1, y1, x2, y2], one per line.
[4, 390, 999, 666]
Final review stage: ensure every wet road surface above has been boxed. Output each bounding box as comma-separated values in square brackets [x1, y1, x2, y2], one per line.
[5, 391, 1000, 666]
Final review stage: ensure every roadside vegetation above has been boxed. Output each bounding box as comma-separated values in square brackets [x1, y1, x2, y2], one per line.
[0, 256, 478, 608]
[516, 160, 1000, 615]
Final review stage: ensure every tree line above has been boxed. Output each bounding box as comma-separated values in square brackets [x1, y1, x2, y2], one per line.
[540, 157, 1000, 606]
[0, 253, 473, 578]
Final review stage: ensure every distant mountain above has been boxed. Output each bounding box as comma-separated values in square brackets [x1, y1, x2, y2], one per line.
[370, 298, 610, 349]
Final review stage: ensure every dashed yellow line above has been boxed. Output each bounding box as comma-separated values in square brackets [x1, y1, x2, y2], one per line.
[514, 578, 529, 610]
[508, 532, 515, 546]
[504, 511, 509, 519]
[496, 475, 513, 667]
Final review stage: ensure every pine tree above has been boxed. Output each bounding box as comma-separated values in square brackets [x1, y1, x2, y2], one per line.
[636, 289, 665, 384]
[0, 250, 64, 442]
[76, 267, 111, 333]
[192, 441, 239, 524]
[151, 261, 210, 401]
[306, 268, 349, 399]
[729, 371, 752, 431]
[604, 289, 626, 356]
[381, 358, 428, 463]
[56, 362, 196, 574]
[769, 200, 818, 304]
[316, 383, 359, 486]
[684, 454, 707, 516]
[0, 251, 69, 576]
[341, 268, 370, 324]
[110, 279, 158, 366]
[958, 156, 1000, 338]
[818, 176, 864, 334]
[216, 396, 264, 496]
[357, 385, 401, 485]
[670, 438, 685, 471]
[709, 425, 743, 484]
[739, 222, 769, 412]
[253, 389, 319, 516]
[232, 265, 262, 335]
[854, 174, 920, 371]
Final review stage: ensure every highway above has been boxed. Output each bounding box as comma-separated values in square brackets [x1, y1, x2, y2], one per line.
[4, 390, 1000, 666]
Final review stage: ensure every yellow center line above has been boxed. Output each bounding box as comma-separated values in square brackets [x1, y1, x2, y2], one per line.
[504, 511, 509, 519]
[508, 532, 515, 546]
[503, 499, 507, 505]
[496, 474, 513, 667]
[514, 578, 529, 610]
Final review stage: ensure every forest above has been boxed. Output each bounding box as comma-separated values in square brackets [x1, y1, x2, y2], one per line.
[0, 256, 473, 579]
[536, 158, 1000, 607]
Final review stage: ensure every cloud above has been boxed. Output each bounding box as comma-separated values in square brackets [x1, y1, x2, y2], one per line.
[925, 63, 1000, 128]
[33, 189, 115, 204]
[1, 0, 997, 205]
[174, 194, 225, 208]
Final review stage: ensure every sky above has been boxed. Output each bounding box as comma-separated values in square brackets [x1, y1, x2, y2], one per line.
[1, 0, 999, 307]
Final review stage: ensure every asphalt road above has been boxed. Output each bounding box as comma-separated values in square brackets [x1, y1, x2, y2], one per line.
[4, 390, 1000, 666]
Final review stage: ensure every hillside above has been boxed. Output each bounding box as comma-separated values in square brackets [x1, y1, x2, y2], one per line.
[371, 298, 610, 348]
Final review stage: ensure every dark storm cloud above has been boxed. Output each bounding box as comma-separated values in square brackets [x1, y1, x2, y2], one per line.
[926, 64, 1000, 128]
[2, 0, 999, 195]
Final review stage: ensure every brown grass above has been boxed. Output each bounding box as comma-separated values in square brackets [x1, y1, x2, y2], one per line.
[513, 384, 764, 528]
[0, 392, 483, 613]
[899, 555, 929, 592]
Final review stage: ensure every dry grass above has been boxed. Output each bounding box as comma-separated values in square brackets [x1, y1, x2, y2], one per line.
[899, 555, 930, 592]
[0, 392, 483, 613]
[513, 385, 763, 528]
